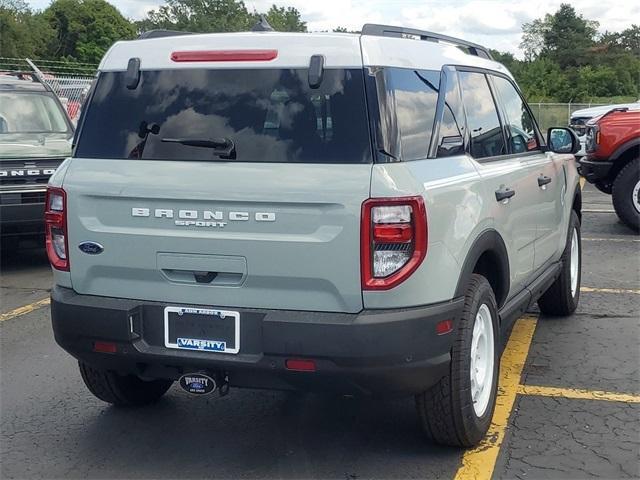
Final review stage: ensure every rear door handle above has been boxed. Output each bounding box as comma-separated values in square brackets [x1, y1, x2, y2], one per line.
[538, 175, 552, 187]
[495, 187, 515, 202]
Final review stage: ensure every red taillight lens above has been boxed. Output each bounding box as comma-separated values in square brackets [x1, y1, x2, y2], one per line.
[170, 50, 278, 62]
[373, 223, 413, 243]
[45, 186, 69, 271]
[361, 196, 427, 290]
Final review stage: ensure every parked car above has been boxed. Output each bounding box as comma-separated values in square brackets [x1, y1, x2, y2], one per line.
[569, 102, 639, 158]
[580, 108, 640, 231]
[0, 73, 73, 246]
[48, 23, 582, 447]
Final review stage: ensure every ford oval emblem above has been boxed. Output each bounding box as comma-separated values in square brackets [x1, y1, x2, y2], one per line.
[78, 241, 104, 255]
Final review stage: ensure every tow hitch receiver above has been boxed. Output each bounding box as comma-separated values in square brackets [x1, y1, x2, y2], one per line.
[178, 372, 230, 396]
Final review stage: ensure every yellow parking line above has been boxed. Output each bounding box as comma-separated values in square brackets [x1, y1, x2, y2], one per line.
[0, 298, 50, 322]
[582, 208, 616, 213]
[517, 385, 640, 403]
[581, 286, 640, 295]
[454, 315, 538, 480]
[580, 177, 586, 189]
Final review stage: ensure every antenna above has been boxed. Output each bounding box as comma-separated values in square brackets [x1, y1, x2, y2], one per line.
[252, 15, 275, 32]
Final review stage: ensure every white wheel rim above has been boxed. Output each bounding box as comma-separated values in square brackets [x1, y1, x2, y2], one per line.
[632, 179, 640, 214]
[470, 303, 495, 417]
[570, 227, 579, 297]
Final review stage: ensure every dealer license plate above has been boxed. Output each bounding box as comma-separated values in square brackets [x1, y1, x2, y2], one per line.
[163, 306, 239, 354]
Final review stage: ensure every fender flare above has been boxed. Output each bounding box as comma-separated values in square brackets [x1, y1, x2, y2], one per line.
[610, 137, 640, 162]
[454, 229, 510, 307]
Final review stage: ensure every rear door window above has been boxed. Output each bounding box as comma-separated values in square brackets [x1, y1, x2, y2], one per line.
[491, 75, 540, 154]
[459, 71, 506, 159]
[75, 68, 372, 163]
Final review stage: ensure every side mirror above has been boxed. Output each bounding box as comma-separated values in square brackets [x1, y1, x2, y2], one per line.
[547, 127, 580, 154]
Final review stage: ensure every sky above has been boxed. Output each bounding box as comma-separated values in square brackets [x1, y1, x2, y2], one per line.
[24, 0, 640, 56]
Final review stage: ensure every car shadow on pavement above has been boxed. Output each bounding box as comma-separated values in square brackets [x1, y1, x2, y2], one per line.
[69, 390, 459, 479]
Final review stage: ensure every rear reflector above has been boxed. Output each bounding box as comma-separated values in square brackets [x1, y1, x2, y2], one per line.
[94, 341, 117, 354]
[436, 319, 454, 335]
[170, 50, 278, 62]
[285, 358, 316, 372]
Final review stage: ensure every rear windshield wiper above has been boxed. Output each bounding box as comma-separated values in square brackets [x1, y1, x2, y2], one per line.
[161, 137, 236, 159]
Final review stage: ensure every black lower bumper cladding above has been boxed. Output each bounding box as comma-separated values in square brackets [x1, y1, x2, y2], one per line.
[51, 286, 463, 396]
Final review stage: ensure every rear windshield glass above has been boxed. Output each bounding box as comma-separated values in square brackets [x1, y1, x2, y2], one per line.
[75, 68, 372, 163]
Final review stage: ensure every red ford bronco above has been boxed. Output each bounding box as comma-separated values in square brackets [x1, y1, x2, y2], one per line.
[580, 108, 640, 231]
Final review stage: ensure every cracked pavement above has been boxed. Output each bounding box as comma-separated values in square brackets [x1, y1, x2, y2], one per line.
[1, 183, 639, 479]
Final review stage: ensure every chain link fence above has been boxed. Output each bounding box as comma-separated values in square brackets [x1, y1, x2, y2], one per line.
[529, 102, 607, 132]
[0, 57, 96, 123]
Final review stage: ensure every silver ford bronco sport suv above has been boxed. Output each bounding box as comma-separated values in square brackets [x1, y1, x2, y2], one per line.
[48, 24, 582, 447]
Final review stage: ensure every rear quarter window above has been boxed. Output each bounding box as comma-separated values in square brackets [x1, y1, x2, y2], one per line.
[75, 68, 372, 164]
[386, 68, 440, 161]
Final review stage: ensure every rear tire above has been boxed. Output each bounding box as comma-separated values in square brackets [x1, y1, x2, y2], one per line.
[79, 361, 173, 406]
[611, 159, 640, 232]
[415, 274, 499, 447]
[538, 210, 581, 316]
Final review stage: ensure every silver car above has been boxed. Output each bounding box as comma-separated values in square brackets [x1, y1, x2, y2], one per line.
[48, 23, 582, 447]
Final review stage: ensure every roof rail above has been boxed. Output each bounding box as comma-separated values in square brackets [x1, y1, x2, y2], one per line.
[138, 30, 195, 40]
[361, 24, 493, 60]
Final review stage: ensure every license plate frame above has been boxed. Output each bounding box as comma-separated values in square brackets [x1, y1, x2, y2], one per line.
[163, 306, 240, 354]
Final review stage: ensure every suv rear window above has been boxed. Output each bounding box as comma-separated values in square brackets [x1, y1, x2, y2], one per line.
[75, 68, 372, 164]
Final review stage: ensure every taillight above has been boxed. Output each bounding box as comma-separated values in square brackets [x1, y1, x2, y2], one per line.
[44, 186, 69, 271]
[361, 196, 427, 290]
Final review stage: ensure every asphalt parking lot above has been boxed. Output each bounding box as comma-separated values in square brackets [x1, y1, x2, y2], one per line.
[1, 181, 638, 480]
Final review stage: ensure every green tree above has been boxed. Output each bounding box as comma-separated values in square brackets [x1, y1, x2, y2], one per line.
[138, 0, 306, 34]
[138, 0, 252, 33]
[519, 17, 547, 61]
[253, 5, 305, 32]
[43, 0, 136, 63]
[511, 4, 638, 102]
[0, 0, 53, 57]
[521, 3, 598, 68]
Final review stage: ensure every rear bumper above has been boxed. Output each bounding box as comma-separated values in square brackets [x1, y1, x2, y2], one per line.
[579, 157, 614, 184]
[51, 286, 463, 396]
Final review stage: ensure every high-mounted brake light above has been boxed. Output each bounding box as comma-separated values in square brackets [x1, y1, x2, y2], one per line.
[170, 50, 278, 63]
[44, 186, 69, 271]
[361, 196, 427, 290]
